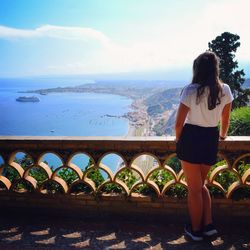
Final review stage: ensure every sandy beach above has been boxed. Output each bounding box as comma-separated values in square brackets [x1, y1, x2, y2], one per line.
[124, 98, 151, 137]
[123, 99, 155, 174]
[126, 123, 136, 136]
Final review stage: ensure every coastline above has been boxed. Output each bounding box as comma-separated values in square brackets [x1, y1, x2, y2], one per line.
[125, 120, 155, 175]
[126, 123, 136, 136]
[122, 99, 158, 175]
[124, 98, 151, 137]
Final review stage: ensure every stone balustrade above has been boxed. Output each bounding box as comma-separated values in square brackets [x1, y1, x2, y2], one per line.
[0, 136, 249, 219]
[0, 136, 250, 198]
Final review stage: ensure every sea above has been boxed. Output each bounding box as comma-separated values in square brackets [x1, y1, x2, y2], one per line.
[0, 78, 132, 174]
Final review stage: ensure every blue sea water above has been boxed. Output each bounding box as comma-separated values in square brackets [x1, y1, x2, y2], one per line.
[0, 78, 132, 173]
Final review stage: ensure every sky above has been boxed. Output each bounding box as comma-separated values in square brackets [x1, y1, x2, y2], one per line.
[0, 0, 249, 79]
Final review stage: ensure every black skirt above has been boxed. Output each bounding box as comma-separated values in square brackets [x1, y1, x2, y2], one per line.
[176, 123, 219, 165]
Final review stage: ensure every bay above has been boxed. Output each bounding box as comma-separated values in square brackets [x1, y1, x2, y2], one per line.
[0, 78, 132, 174]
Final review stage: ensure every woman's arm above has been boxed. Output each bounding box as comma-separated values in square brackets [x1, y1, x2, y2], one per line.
[220, 102, 232, 139]
[175, 103, 190, 141]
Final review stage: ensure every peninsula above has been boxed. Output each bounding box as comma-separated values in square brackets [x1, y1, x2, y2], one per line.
[21, 81, 182, 136]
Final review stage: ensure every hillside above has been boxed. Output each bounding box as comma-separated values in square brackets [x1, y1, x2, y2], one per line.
[144, 88, 181, 135]
[144, 88, 181, 116]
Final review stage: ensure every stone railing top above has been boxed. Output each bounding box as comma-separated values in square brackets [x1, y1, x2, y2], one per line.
[0, 136, 249, 152]
[1, 135, 249, 140]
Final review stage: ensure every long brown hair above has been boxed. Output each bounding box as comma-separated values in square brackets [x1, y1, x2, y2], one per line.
[192, 51, 223, 110]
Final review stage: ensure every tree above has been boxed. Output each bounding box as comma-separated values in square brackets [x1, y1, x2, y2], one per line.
[208, 32, 250, 108]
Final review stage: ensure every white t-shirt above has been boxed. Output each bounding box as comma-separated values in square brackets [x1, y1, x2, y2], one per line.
[180, 83, 234, 127]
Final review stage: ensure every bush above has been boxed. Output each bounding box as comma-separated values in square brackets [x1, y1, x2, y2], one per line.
[228, 106, 250, 136]
[1, 155, 249, 200]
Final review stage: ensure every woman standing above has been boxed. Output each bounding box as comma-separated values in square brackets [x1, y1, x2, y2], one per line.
[175, 51, 234, 241]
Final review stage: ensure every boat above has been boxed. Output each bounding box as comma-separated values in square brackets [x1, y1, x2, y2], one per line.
[16, 96, 40, 102]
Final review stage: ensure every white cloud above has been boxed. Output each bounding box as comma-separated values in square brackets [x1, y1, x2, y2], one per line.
[98, 0, 250, 73]
[192, 0, 250, 61]
[0, 25, 110, 45]
[0, 25, 37, 38]
[0, 0, 249, 77]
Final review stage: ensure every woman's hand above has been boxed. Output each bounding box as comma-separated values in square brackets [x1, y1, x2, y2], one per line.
[219, 135, 226, 140]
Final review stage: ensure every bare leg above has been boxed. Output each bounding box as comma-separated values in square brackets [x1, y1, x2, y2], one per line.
[200, 164, 212, 226]
[181, 160, 203, 231]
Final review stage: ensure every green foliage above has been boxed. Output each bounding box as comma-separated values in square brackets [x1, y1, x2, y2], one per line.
[134, 184, 157, 197]
[237, 161, 250, 176]
[18, 155, 33, 168]
[3, 155, 33, 183]
[2, 155, 33, 191]
[207, 186, 225, 198]
[208, 159, 250, 199]
[165, 184, 187, 199]
[29, 168, 47, 185]
[102, 183, 123, 193]
[58, 168, 78, 186]
[231, 187, 250, 200]
[215, 170, 238, 191]
[117, 168, 137, 189]
[102, 169, 137, 193]
[86, 169, 105, 187]
[1, 155, 250, 200]
[228, 106, 250, 136]
[82, 158, 104, 188]
[208, 32, 250, 108]
[149, 169, 173, 190]
[208, 160, 233, 195]
[14, 179, 33, 192]
[166, 157, 182, 173]
[70, 182, 92, 193]
[208, 159, 227, 178]
[3, 165, 20, 183]
[43, 181, 64, 194]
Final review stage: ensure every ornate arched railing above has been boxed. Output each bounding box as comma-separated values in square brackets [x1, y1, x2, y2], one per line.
[0, 136, 249, 198]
